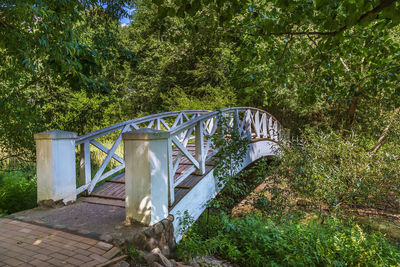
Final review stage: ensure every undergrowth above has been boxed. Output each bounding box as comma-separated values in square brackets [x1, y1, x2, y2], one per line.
[177, 123, 400, 266]
[178, 212, 400, 266]
[0, 165, 37, 215]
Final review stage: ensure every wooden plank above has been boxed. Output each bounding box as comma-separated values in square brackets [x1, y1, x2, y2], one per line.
[91, 193, 125, 201]
[175, 185, 191, 189]
[176, 163, 192, 174]
[115, 177, 125, 183]
[108, 179, 125, 184]
[173, 188, 190, 205]
[80, 197, 125, 207]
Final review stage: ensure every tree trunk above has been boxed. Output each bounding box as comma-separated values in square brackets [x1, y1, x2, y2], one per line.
[347, 95, 359, 127]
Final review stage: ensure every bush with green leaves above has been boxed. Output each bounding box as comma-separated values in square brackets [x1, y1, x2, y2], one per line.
[178, 213, 400, 266]
[276, 128, 400, 211]
[211, 112, 250, 183]
[205, 112, 251, 211]
[0, 167, 37, 215]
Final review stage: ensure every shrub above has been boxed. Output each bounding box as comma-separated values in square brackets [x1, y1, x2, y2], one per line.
[276, 128, 400, 211]
[0, 168, 37, 214]
[177, 213, 400, 266]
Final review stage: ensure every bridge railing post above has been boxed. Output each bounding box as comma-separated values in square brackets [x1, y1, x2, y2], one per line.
[34, 130, 77, 204]
[122, 129, 171, 226]
[195, 121, 205, 175]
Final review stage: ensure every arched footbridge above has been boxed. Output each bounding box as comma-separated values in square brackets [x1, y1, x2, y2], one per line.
[34, 107, 283, 240]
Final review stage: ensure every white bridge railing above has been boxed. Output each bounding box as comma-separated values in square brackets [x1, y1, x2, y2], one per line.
[166, 107, 282, 205]
[34, 107, 282, 213]
[75, 110, 209, 195]
[75, 107, 281, 202]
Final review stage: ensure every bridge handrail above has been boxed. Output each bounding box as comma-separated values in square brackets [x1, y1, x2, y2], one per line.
[169, 107, 282, 136]
[76, 110, 210, 145]
[74, 107, 282, 201]
[75, 110, 210, 195]
[165, 107, 283, 205]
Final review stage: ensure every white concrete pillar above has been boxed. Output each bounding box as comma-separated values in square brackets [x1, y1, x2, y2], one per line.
[34, 130, 77, 204]
[123, 129, 171, 226]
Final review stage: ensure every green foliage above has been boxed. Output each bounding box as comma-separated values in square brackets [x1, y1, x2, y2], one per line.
[127, 246, 145, 263]
[211, 112, 250, 184]
[0, 167, 37, 214]
[154, 0, 400, 31]
[276, 128, 400, 211]
[0, 1, 133, 162]
[178, 213, 400, 266]
[205, 112, 250, 210]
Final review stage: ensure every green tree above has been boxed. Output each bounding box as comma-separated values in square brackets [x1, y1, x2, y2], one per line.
[0, 0, 133, 162]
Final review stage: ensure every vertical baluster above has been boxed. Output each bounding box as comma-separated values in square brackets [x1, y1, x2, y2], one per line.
[79, 142, 91, 193]
[245, 110, 252, 141]
[167, 137, 174, 205]
[156, 118, 160, 130]
[254, 111, 260, 138]
[262, 114, 268, 138]
[195, 121, 205, 175]
[234, 109, 240, 133]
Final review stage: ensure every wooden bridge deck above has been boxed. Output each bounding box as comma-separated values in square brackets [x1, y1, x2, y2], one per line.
[82, 143, 216, 210]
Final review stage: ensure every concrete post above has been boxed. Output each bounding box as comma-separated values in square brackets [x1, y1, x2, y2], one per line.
[34, 130, 77, 204]
[123, 129, 171, 226]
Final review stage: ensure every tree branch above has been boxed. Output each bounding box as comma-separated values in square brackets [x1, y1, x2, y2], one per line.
[268, 0, 397, 37]
[369, 107, 400, 157]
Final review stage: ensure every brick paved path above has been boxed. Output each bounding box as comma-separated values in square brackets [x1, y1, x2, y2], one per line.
[0, 218, 121, 267]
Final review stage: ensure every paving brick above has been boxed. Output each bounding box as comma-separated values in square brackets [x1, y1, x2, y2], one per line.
[80, 238, 98, 246]
[19, 249, 36, 257]
[33, 254, 51, 261]
[88, 246, 105, 255]
[103, 247, 120, 259]
[17, 254, 33, 263]
[60, 234, 84, 242]
[72, 254, 92, 263]
[7, 245, 25, 253]
[0, 253, 9, 261]
[74, 248, 92, 256]
[95, 241, 113, 251]
[50, 253, 69, 261]
[31, 247, 53, 255]
[0, 219, 121, 267]
[72, 242, 91, 250]
[57, 249, 75, 257]
[4, 251, 19, 258]
[83, 260, 101, 267]
[47, 258, 68, 267]
[19, 228, 32, 234]
[40, 244, 60, 252]
[63, 257, 84, 266]
[89, 253, 108, 263]
[30, 259, 50, 267]
[2, 257, 24, 266]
